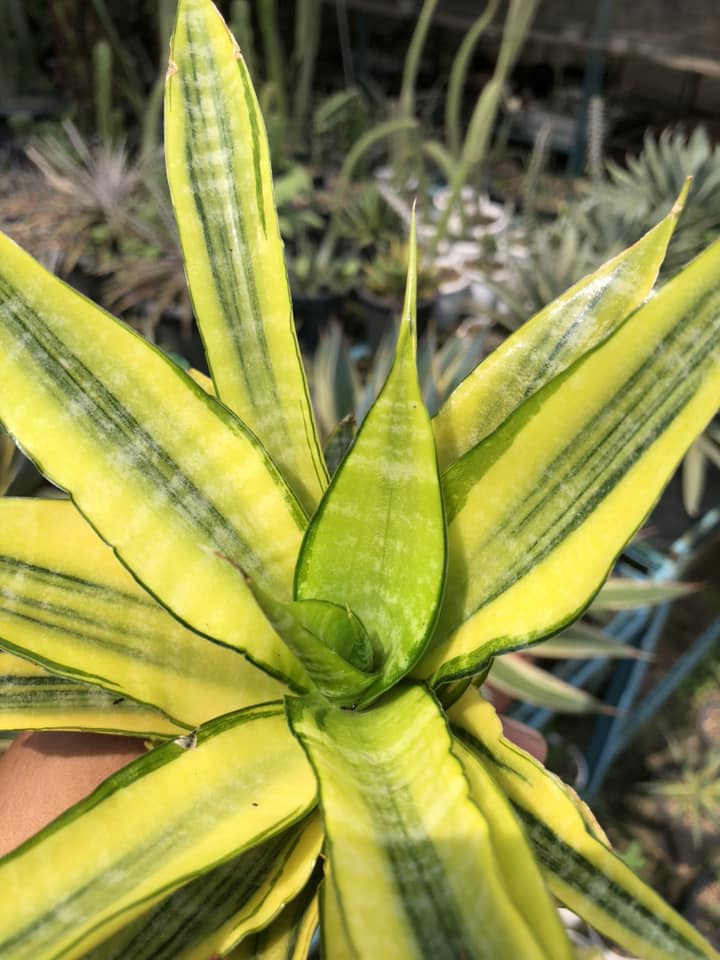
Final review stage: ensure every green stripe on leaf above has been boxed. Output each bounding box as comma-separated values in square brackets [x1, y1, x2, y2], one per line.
[420, 238, 720, 684]
[0, 236, 309, 689]
[432, 185, 688, 469]
[288, 684, 552, 959]
[166, 0, 327, 513]
[450, 689, 718, 960]
[0, 706, 316, 960]
[0, 499, 287, 725]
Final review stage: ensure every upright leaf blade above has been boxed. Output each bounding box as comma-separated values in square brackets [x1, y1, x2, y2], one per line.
[420, 239, 720, 684]
[166, 0, 327, 513]
[0, 705, 317, 960]
[432, 190, 687, 469]
[0, 234, 309, 689]
[288, 685, 551, 959]
[295, 220, 446, 703]
[450, 689, 719, 960]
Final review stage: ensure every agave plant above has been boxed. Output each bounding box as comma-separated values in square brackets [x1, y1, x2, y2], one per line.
[0, 3, 719, 958]
[602, 127, 720, 276]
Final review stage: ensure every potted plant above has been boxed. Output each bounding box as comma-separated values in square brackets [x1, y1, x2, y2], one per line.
[0, 3, 717, 958]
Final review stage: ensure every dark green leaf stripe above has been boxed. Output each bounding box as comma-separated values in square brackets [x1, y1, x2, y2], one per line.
[0, 279, 288, 577]
[0, 557, 178, 662]
[420, 244, 720, 685]
[445, 285, 720, 560]
[0, 501, 287, 725]
[289, 686, 549, 959]
[238, 867, 321, 960]
[516, 813, 709, 960]
[449, 691, 718, 960]
[0, 244, 310, 688]
[360, 789, 471, 957]
[175, 18, 277, 413]
[237, 57, 267, 238]
[0, 660, 180, 736]
[0, 554, 203, 676]
[0, 673, 147, 715]
[82, 826, 304, 960]
[166, 0, 327, 512]
[0, 705, 317, 960]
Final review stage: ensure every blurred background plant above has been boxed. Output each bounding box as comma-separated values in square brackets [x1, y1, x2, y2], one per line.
[0, 121, 191, 347]
[643, 736, 720, 848]
[0, 430, 20, 499]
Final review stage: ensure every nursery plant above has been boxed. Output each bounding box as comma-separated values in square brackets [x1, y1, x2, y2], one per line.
[0, 3, 719, 960]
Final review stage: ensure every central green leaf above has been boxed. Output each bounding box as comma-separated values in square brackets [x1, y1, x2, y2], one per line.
[294, 220, 446, 705]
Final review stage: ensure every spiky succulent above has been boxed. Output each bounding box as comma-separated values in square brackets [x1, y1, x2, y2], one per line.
[0, 3, 718, 959]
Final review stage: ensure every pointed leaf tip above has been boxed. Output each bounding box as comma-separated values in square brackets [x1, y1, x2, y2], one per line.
[400, 206, 419, 349]
[672, 176, 692, 217]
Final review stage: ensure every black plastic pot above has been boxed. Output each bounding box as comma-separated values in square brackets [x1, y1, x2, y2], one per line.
[292, 290, 342, 351]
[353, 289, 435, 351]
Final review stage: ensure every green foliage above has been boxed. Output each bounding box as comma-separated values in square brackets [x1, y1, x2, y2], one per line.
[16, 121, 186, 327]
[360, 237, 441, 302]
[498, 127, 720, 329]
[0, 3, 718, 958]
[645, 738, 720, 848]
[602, 128, 720, 275]
[617, 838, 650, 877]
[0, 431, 20, 498]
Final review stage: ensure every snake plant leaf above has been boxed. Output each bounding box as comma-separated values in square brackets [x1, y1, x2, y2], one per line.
[421, 237, 720, 685]
[589, 576, 702, 611]
[450, 688, 719, 960]
[292, 600, 374, 673]
[85, 816, 323, 960]
[0, 704, 316, 960]
[312, 323, 358, 443]
[322, 414, 357, 478]
[239, 576, 378, 704]
[0, 651, 183, 737]
[187, 367, 215, 394]
[451, 738, 574, 960]
[230, 879, 319, 960]
[288, 685, 552, 959]
[488, 654, 615, 715]
[0, 233, 311, 690]
[165, 0, 327, 514]
[432, 184, 688, 469]
[0, 499, 286, 726]
[532, 623, 650, 660]
[295, 222, 446, 704]
[682, 437, 708, 517]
